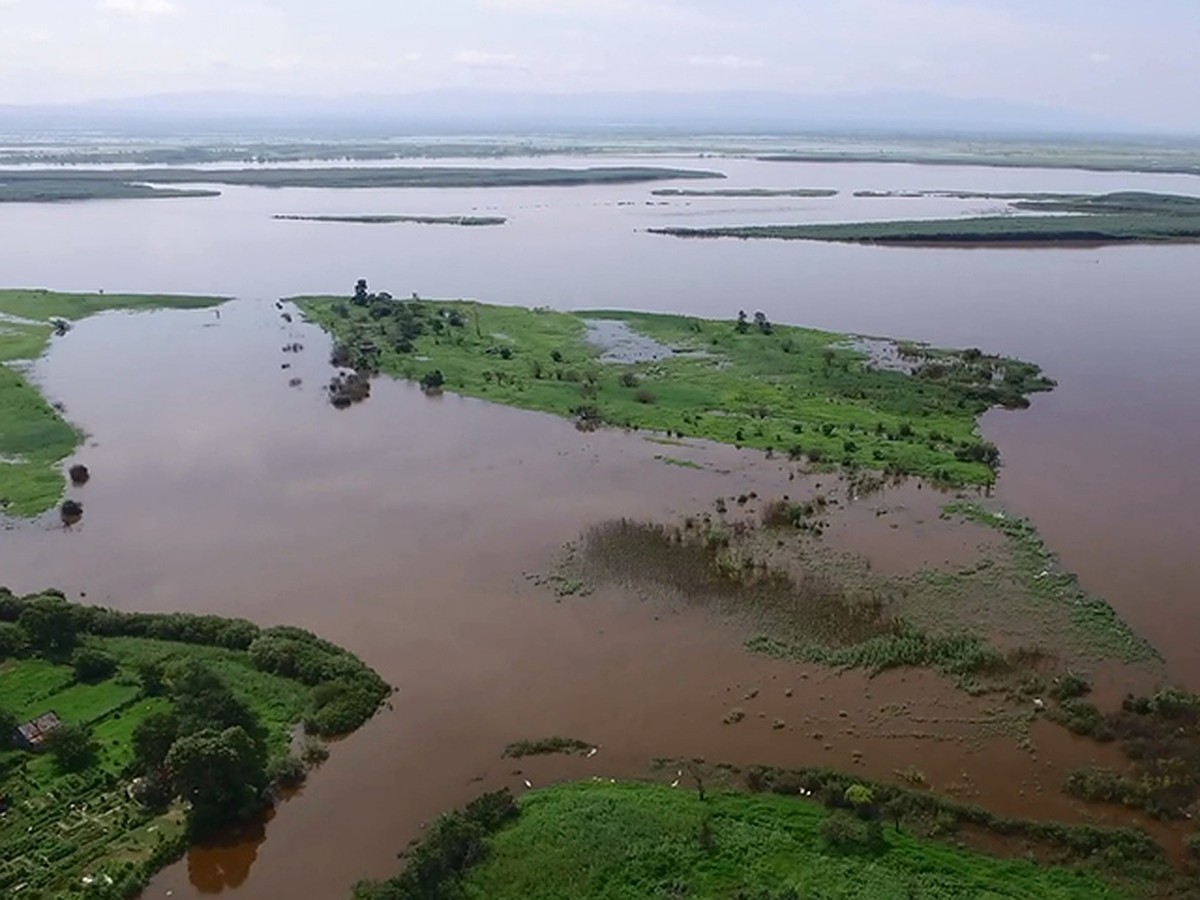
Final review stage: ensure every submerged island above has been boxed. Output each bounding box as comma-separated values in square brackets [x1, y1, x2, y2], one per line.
[273, 214, 507, 226]
[0, 590, 389, 898]
[651, 187, 838, 198]
[650, 191, 1200, 246]
[297, 284, 1054, 485]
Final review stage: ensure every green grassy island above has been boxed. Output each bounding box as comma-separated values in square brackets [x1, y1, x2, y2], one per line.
[651, 191, 1200, 246]
[297, 287, 1055, 485]
[0, 589, 389, 899]
[355, 780, 1154, 900]
[0, 289, 226, 517]
[0, 166, 723, 203]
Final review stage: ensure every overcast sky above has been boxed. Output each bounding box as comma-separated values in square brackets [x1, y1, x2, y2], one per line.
[1, 0, 1198, 129]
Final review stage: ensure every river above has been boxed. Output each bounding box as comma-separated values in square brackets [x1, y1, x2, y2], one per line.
[1, 153, 1198, 895]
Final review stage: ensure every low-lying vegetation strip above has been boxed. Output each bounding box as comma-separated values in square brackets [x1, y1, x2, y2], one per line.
[297, 282, 1055, 485]
[273, 214, 507, 226]
[355, 780, 1136, 899]
[650, 212, 1200, 246]
[0, 589, 388, 899]
[650, 187, 837, 197]
[501, 736, 594, 758]
[0, 166, 723, 202]
[0, 289, 226, 517]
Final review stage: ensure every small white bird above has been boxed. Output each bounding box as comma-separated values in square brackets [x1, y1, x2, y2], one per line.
[670, 779, 680, 788]
[586, 747, 598, 758]
[523, 779, 532, 788]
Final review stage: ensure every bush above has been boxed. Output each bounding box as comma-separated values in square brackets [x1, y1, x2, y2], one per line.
[1048, 672, 1092, 702]
[420, 370, 445, 392]
[71, 647, 118, 683]
[268, 753, 307, 788]
[819, 812, 881, 851]
[619, 372, 640, 388]
[634, 389, 656, 404]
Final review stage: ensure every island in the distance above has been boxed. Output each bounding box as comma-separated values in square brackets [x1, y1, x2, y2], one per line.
[649, 191, 1200, 246]
[274, 214, 507, 226]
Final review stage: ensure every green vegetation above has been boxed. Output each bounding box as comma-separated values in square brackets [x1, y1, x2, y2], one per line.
[274, 214, 507, 226]
[356, 780, 1137, 900]
[655, 454, 704, 469]
[650, 212, 1200, 246]
[297, 285, 1055, 485]
[0, 181, 219, 203]
[0, 166, 722, 202]
[0, 289, 225, 516]
[651, 187, 838, 198]
[943, 503, 1157, 663]
[1062, 688, 1200, 820]
[501, 736, 594, 758]
[0, 589, 388, 899]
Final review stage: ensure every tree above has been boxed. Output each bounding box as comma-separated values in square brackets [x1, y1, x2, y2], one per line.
[132, 712, 179, 773]
[167, 726, 268, 836]
[45, 723, 98, 772]
[0, 707, 17, 749]
[753, 310, 772, 334]
[136, 660, 166, 696]
[735, 310, 749, 334]
[72, 647, 117, 683]
[170, 661, 259, 739]
[353, 278, 370, 306]
[18, 596, 78, 655]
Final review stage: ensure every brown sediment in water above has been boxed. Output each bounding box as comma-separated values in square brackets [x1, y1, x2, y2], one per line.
[0, 299, 1189, 897]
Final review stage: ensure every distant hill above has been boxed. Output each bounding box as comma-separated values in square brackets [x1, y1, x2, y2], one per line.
[0, 89, 1141, 138]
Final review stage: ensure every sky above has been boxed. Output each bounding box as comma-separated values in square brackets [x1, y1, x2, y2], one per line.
[1, 0, 1199, 130]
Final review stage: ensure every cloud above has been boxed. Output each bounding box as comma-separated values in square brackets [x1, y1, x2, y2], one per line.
[98, 0, 180, 16]
[686, 55, 765, 70]
[453, 50, 526, 70]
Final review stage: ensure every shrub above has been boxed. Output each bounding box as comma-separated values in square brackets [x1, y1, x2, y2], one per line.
[1048, 672, 1092, 702]
[71, 647, 118, 683]
[268, 753, 307, 788]
[420, 370, 445, 392]
[634, 389, 656, 404]
[619, 372, 640, 388]
[820, 812, 874, 850]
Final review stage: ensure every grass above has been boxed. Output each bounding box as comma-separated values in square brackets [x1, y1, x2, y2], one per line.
[655, 454, 703, 469]
[367, 780, 1130, 899]
[558, 493, 1154, 694]
[274, 214, 507, 226]
[0, 592, 389, 899]
[501, 736, 594, 758]
[0, 288, 226, 516]
[651, 188, 838, 197]
[296, 295, 1054, 485]
[0, 166, 723, 202]
[650, 212, 1200, 246]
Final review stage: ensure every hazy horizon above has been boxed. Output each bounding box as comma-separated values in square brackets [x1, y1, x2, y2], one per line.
[1, 1, 1199, 134]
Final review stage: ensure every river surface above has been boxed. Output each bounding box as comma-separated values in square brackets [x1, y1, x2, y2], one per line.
[2, 154, 1200, 895]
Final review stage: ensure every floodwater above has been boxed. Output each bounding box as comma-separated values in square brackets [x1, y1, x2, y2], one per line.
[2, 154, 1200, 894]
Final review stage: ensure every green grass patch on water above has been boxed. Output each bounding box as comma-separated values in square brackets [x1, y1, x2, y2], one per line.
[296, 294, 1054, 486]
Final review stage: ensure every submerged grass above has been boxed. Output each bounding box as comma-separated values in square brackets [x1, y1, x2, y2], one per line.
[296, 293, 1054, 485]
[0, 289, 226, 516]
[501, 736, 594, 758]
[358, 780, 1133, 900]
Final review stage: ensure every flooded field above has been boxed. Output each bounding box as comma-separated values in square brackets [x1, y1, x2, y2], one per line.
[2, 155, 1200, 894]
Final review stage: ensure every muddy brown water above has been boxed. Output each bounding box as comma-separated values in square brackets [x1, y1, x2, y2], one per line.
[2, 155, 1200, 893]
